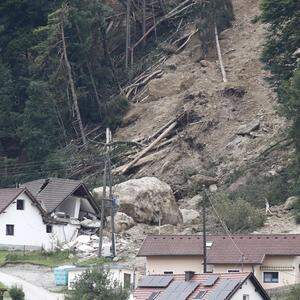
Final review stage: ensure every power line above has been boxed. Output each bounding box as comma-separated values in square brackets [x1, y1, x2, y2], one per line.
[206, 191, 245, 269]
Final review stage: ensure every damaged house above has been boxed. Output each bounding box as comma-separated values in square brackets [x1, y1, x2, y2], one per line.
[0, 178, 99, 250]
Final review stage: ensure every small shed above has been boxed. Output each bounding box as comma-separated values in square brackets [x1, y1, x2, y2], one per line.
[67, 264, 139, 290]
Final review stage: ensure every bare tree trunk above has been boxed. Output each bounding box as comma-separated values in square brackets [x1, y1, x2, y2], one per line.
[215, 24, 227, 83]
[61, 24, 87, 146]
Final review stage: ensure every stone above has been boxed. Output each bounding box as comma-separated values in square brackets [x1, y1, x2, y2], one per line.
[147, 73, 194, 100]
[237, 119, 260, 135]
[200, 60, 211, 67]
[209, 184, 218, 193]
[284, 196, 300, 210]
[75, 235, 91, 244]
[94, 177, 182, 225]
[80, 218, 101, 228]
[180, 208, 200, 225]
[77, 244, 94, 253]
[107, 212, 135, 233]
[189, 174, 218, 187]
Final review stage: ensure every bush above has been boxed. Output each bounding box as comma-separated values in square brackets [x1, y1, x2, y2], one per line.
[9, 286, 25, 300]
[228, 164, 299, 207]
[66, 268, 129, 300]
[213, 194, 266, 233]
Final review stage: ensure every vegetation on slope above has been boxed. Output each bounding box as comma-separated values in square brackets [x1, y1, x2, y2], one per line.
[260, 0, 300, 219]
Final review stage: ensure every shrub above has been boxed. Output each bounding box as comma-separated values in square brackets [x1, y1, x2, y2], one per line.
[213, 194, 266, 233]
[9, 286, 25, 300]
[66, 268, 129, 300]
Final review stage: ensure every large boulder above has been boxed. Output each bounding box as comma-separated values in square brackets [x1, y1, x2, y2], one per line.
[189, 174, 218, 187]
[93, 177, 182, 225]
[107, 212, 135, 233]
[180, 208, 200, 225]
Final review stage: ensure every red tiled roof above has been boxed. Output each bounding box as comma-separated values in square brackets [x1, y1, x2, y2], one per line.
[22, 178, 99, 214]
[134, 272, 270, 300]
[137, 234, 300, 264]
[0, 188, 44, 214]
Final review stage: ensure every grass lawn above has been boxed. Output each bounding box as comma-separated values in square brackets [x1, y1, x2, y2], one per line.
[0, 250, 109, 268]
[0, 250, 77, 268]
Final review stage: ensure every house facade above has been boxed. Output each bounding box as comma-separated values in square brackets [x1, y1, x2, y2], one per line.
[138, 235, 300, 290]
[134, 272, 270, 300]
[0, 178, 100, 250]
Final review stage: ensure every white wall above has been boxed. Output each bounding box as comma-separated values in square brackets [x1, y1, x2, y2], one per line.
[0, 192, 79, 251]
[56, 196, 81, 218]
[232, 278, 264, 300]
[68, 267, 139, 290]
[146, 256, 203, 274]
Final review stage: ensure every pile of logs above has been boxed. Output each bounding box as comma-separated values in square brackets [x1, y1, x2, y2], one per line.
[113, 111, 186, 174]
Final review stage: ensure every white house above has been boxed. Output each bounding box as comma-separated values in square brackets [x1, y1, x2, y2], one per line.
[0, 178, 100, 250]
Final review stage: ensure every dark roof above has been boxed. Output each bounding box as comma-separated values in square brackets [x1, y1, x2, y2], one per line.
[0, 188, 44, 214]
[22, 178, 99, 214]
[134, 272, 270, 300]
[137, 234, 300, 264]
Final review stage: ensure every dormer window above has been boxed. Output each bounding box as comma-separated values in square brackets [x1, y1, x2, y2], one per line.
[16, 199, 24, 210]
[206, 241, 213, 249]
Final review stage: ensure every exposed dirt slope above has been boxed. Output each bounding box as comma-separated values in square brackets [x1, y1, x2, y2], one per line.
[115, 0, 286, 196]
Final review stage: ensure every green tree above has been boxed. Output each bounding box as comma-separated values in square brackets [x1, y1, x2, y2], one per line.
[214, 194, 265, 233]
[261, 0, 300, 84]
[9, 286, 25, 300]
[66, 268, 129, 300]
[0, 62, 19, 158]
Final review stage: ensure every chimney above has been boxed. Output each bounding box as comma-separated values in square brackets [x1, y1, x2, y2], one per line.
[185, 271, 195, 281]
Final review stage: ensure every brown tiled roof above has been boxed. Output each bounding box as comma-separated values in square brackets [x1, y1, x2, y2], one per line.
[0, 188, 44, 214]
[137, 234, 300, 264]
[134, 272, 270, 300]
[22, 178, 99, 213]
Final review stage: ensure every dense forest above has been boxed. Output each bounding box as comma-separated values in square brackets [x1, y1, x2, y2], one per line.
[260, 0, 300, 193]
[0, 0, 234, 186]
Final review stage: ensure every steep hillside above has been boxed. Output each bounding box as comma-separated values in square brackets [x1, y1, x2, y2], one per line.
[115, 0, 287, 197]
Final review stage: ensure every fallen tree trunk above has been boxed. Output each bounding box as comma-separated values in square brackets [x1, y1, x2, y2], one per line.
[121, 121, 177, 174]
[215, 24, 227, 83]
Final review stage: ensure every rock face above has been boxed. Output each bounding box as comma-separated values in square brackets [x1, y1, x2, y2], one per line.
[107, 212, 135, 233]
[189, 174, 218, 187]
[237, 119, 260, 135]
[180, 208, 200, 225]
[94, 177, 182, 225]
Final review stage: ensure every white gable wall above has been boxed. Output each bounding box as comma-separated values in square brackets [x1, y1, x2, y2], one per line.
[231, 278, 265, 300]
[0, 192, 78, 251]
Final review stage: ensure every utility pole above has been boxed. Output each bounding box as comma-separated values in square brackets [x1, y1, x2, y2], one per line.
[98, 131, 108, 257]
[202, 187, 208, 273]
[98, 128, 116, 258]
[125, 0, 131, 70]
[107, 128, 116, 257]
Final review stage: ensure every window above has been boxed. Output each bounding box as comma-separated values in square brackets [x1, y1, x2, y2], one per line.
[164, 271, 173, 275]
[228, 269, 240, 273]
[123, 273, 131, 289]
[264, 272, 279, 283]
[243, 295, 249, 300]
[148, 292, 160, 300]
[16, 199, 24, 210]
[206, 241, 213, 249]
[194, 291, 206, 299]
[46, 225, 52, 233]
[6, 224, 14, 236]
